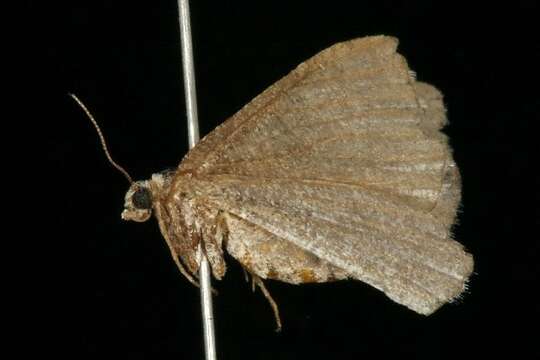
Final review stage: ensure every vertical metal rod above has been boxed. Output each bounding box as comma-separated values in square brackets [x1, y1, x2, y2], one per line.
[177, 1, 217, 360]
[178, 0, 200, 148]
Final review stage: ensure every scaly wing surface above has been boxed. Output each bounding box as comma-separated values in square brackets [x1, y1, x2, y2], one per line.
[176, 36, 472, 314]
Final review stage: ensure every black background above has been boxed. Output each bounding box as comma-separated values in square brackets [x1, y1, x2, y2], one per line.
[34, 1, 538, 359]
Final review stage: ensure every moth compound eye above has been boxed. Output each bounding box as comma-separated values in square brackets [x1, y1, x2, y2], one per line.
[132, 188, 152, 209]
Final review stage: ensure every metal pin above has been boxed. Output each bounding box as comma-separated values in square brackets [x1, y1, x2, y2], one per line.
[177, 1, 217, 360]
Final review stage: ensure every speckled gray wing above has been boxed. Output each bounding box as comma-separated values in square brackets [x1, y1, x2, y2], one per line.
[177, 36, 473, 315]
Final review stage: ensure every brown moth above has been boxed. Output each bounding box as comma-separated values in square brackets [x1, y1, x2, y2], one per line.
[74, 36, 473, 329]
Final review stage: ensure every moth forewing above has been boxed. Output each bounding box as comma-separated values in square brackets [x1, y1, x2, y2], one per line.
[117, 35, 472, 325]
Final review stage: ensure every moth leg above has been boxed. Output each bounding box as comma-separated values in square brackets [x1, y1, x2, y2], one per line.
[252, 274, 282, 332]
[165, 235, 201, 287]
[193, 227, 221, 296]
[171, 247, 201, 288]
[242, 267, 250, 283]
[154, 202, 200, 287]
[201, 209, 227, 280]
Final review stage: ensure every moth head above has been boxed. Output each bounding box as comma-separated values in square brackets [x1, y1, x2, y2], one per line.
[70, 94, 166, 223]
[121, 181, 153, 222]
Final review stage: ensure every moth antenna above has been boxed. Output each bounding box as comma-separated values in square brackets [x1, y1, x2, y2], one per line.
[69, 93, 134, 184]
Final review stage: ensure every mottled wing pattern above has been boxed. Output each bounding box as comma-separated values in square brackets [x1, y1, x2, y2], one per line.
[176, 36, 473, 314]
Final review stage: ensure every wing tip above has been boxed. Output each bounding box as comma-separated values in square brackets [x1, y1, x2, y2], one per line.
[412, 252, 474, 315]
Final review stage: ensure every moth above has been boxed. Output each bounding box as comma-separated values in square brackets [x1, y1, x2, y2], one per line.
[73, 36, 473, 330]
